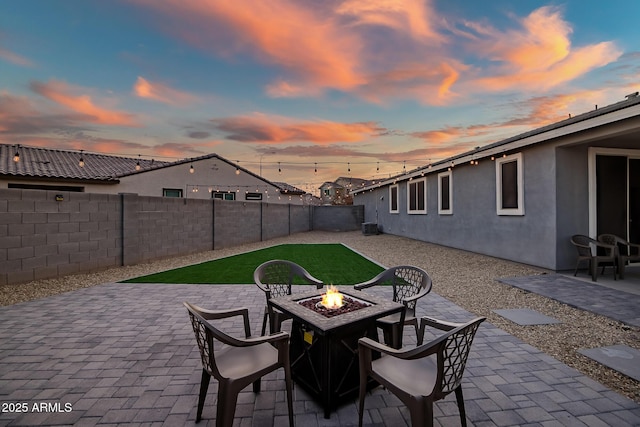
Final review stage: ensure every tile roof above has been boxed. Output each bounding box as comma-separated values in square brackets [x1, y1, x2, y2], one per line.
[0, 144, 170, 182]
[0, 145, 308, 194]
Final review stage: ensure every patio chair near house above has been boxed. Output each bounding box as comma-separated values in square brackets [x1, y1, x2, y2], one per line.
[254, 260, 324, 335]
[598, 234, 640, 279]
[357, 316, 486, 427]
[183, 302, 294, 426]
[570, 235, 617, 281]
[354, 265, 432, 348]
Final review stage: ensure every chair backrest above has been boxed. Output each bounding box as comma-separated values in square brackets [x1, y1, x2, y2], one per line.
[433, 317, 485, 400]
[184, 302, 246, 380]
[382, 266, 432, 311]
[254, 260, 322, 299]
[599, 234, 627, 255]
[570, 235, 594, 257]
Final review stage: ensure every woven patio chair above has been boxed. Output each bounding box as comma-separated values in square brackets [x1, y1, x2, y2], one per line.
[357, 316, 486, 427]
[184, 302, 294, 426]
[254, 260, 324, 335]
[354, 266, 432, 348]
[570, 234, 617, 281]
[598, 234, 640, 279]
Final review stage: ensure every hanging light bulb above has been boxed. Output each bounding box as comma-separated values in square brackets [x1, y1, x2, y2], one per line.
[135, 154, 141, 171]
[189, 164, 195, 174]
[13, 146, 19, 163]
[78, 150, 84, 167]
[235, 161, 240, 175]
[376, 162, 379, 173]
[347, 162, 351, 173]
[314, 162, 317, 174]
[278, 162, 282, 175]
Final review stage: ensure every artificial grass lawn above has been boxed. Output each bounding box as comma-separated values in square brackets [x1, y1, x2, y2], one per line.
[121, 244, 384, 285]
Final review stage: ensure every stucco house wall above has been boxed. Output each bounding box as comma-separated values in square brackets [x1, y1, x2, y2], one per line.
[356, 144, 559, 270]
[354, 94, 640, 272]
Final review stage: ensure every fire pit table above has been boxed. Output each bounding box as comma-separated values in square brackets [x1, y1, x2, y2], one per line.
[268, 287, 404, 418]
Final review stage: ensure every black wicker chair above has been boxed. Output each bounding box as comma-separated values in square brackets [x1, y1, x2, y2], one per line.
[598, 234, 640, 279]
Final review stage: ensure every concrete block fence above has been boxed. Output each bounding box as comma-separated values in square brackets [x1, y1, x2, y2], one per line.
[0, 188, 364, 285]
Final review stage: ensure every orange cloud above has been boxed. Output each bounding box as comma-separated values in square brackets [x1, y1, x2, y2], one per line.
[465, 6, 622, 91]
[132, 0, 364, 94]
[210, 113, 385, 144]
[133, 76, 198, 106]
[30, 80, 138, 126]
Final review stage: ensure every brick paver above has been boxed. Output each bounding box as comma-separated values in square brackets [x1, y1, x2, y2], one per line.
[1, 282, 639, 426]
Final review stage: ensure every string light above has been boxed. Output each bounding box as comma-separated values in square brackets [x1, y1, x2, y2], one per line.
[278, 162, 282, 175]
[314, 162, 317, 174]
[189, 164, 195, 174]
[13, 145, 19, 162]
[78, 150, 84, 167]
[135, 154, 141, 171]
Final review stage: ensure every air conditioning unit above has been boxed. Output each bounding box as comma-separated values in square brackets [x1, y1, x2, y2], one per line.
[362, 222, 378, 235]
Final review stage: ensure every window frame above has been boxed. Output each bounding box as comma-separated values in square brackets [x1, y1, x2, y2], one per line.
[389, 184, 399, 213]
[245, 192, 263, 201]
[212, 191, 236, 201]
[407, 177, 427, 214]
[495, 152, 524, 215]
[162, 188, 183, 198]
[438, 170, 453, 215]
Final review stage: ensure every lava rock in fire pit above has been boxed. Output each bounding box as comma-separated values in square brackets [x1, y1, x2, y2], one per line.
[300, 296, 371, 318]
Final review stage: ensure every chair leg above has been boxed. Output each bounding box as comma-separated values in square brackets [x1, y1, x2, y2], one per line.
[196, 369, 211, 423]
[358, 372, 367, 427]
[455, 386, 468, 427]
[590, 260, 597, 281]
[283, 360, 294, 426]
[408, 398, 433, 427]
[216, 383, 239, 427]
[252, 378, 261, 393]
[261, 309, 269, 336]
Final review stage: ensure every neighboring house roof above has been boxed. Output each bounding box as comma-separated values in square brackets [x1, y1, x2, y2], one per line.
[354, 91, 640, 193]
[0, 144, 170, 182]
[0, 144, 303, 192]
[272, 182, 305, 195]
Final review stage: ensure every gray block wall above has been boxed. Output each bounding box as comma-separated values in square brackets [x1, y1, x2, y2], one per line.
[1, 189, 363, 285]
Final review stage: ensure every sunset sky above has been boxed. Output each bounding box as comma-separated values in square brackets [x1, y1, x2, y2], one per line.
[1, 0, 639, 193]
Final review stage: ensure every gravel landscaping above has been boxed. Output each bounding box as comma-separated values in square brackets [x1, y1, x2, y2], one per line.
[1, 230, 638, 404]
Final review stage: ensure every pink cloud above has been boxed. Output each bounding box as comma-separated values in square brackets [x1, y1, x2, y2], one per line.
[30, 80, 139, 126]
[0, 47, 33, 67]
[335, 0, 442, 42]
[210, 113, 385, 144]
[133, 76, 198, 106]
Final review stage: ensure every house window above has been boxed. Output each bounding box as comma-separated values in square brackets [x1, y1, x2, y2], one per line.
[212, 191, 235, 201]
[163, 188, 183, 198]
[496, 153, 524, 215]
[389, 185, 399, 213]
[245, 192, 263, 201]
[438, 171, 452, 215]
[407, 178, 426, 214]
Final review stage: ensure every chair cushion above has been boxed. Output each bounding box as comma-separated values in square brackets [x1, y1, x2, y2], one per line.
[371, 354, 437, 396]
[215, 342, 279, 379]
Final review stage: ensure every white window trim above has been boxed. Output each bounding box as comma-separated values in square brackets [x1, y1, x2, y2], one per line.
[389, 185, 399, 213]
[496, 152, 524, 216]
[407, 177, 427, 214]
[438, 170, 453, 215]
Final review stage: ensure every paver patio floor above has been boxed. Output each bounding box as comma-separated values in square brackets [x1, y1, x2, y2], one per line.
[1, 281, 639, 426]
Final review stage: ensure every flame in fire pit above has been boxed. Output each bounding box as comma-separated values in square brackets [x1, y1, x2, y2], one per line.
[320, 285, 344, 309]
